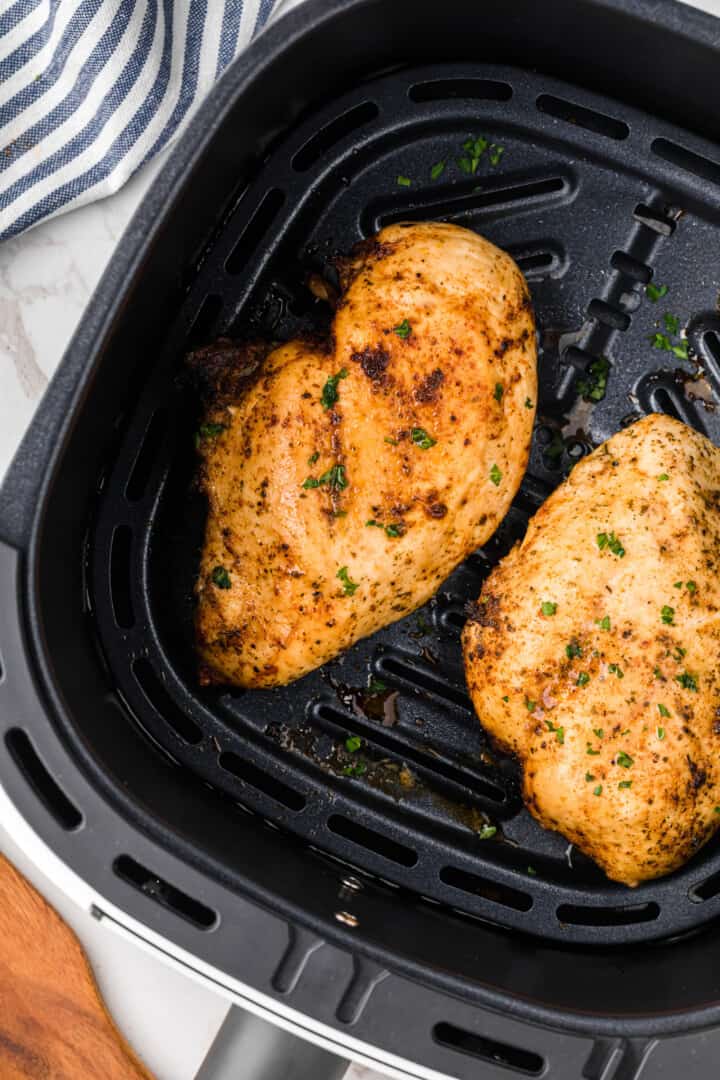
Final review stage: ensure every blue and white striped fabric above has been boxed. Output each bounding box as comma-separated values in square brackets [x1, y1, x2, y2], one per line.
[0, 0, 284, 241]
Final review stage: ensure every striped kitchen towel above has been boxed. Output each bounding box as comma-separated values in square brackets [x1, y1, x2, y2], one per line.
[0, 0, 288, 242]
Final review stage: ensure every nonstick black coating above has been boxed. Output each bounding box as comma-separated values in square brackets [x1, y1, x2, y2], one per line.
[89, 60, 720, 946]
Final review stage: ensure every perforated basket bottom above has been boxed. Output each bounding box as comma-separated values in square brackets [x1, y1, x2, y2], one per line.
[91, 62, 720, 946]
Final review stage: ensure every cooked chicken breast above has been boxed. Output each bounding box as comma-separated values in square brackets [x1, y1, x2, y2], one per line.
[463, 413, 720, 886]
[194, 221, 536, 687]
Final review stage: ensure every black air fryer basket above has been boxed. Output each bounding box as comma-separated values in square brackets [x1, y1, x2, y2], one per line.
[6, 1, 720, 1076]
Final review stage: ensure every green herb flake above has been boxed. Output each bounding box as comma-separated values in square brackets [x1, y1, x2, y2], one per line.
[397, 175, 412, 187]
[489, 144, 505, 167]
[651, 332, 672, 351]
[597, 531, 625, 557]
[661, 605, 675, 625]
[541, 601, 557, 616]
[478, 824, 497, 840]
[646, 282, 668, 302]
[673, 581, 683, 589]
[430, 160, 445, 180]
[595, 615, 611, 631]
[593, 728, 604, 739]
[320, 368, 348, 410]
[525, 698, 536, 712]
[502, 695, 509, 703]
[307, 463, 348, 492]
[608, 663, 624, 679]
[393, 318, 412, 339]
[676, 671, 698, 692]
[617, 750, 634, 769]
[657, 726, 666, 741]
[303, 476, 321, 489]
[664, 312, 681, 335]
[658, 703, 671, 718]
[577, 355, 611, 403]
[494, 382, 504, 402]
[411, 427, 437, 450]
[654, 666, 665, 680]
[489, 463, 502, 486]
[211, 566, 231, 589]
[555, 726, 565, 745]
[368, 678, 387, 694]
[384, 436, 398, 446]
[458, 135, 489, 174]
[566, 640, 583, 660]
[686, 580, 697, 593]
[715, 807, 720, 815]
[593, 785, 603, 796]
[366, 520, 383, 529]
[673, 646, 687, 662]
[618, 780, 632, 789]
[337, 566, 359, 596]
[197, 421, 226, 441]
[345, 735, 362, 753]
[672, 340, 690, 361]
[586, 746, 600, 756]
[577, 672, 590, 687]
[307, 451, 319, 466]
[384, 523, 404, 538]
[658, 473, 669, 481]
[527, 866, 537, 876]
[343, 761, 367, 778]
[585, 772, 595, 782]
[525, 397, 534, 409]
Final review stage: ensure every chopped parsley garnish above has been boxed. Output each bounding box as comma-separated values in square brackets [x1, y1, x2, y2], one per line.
[478, 824, 497, 840]
[384, 436, 398, 446]
[577, 355, 611, 403]
[597, 531, 625, 557]
[654, 666, 665, 680]
[664, 312, 680, 335]
[525, 698, 536, 712]
[368, 678, 387, 694]
[541, 601, 557, 616]
[458, 135, 489, 174]
[393, 318, 412, 338]
[686, 580, 697, 593]
[494, 382, 504, 402]
[595, 615, 611, 631]
[646, 282, 668, 302]
[365, 519, 403, 538]
[673, 340, 689, 360]
[303, 476, 321, 489]
[661, 605, 675, 625]
[489, 463, 502, 486]
[715, 807, 720, 815]
[211, 566, 231, 589]
[430, 160, 446, 180]
[307, 451, 319, 466]
[586, 745, 600, 755]
[197, 421, 226, 441]
[618, 780, 632, 789]
[320, 368, 348, 410]
[593, 785, 603, 796]
[658, 703, 670, 718]
[585, 773, 596, 783]
[577, 672, 590, 687]
[304, 463, 348, 491]
[651, 332, 672, 351]
[411, 427, 436, 450]
[673, 646, 687, 662]
[566, 640, 583, 659]
[343, 761, 367, 777]
[676, 671, 698, 691]
[657, 726, 666, 740]
[527, 866, 537, 875]
[593, 728, 604, 739]
[337, 566, 359, 596]
[556, 726, 565, 744]
[345, 735, 362, 753]
[617, 750, 634, 769]
[502, 695, 509, 702]
[397, 175, 411, 187]
[658, 473, 669, 481]
[525, 397, 534, 409]
[489, 144, 505, 167]
[608, 663, 624, 679]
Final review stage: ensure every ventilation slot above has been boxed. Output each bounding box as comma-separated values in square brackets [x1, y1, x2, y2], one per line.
[633, 203, 676, 236]
[132, 658, 203, 745]
[642, 383, 707, 434]
[125, 409, 168, 502]
[514, 249, 560, 278]
[440, 866, 532, 913]
[113, 855, 217, 929]
[219, 751, 306, 811]
[368, 176, 567, 233]
[537, 94, 629, 141]
[587, 298, 630, 331]
[689, 870, 720, 903]
[225, 189, 286, 274]
[610, 251, 652, 283]
[409, 78, 512, 103]
[437, 604, 466, 633]
[652, 137, 720, 187]
[109, 525, 134, 628]
[314, 703, 506, 804]
[292, 102, 379, 171]
[327, 814, 417, 867]
[374, 651, 471, 710]
[557, 902, 659, 926]
[433, 1022, 544, 1076]
[5, 729, 82, 830]
[187, 293, 223, 347]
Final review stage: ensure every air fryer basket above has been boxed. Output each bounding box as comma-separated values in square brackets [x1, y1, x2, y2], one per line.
[5, 1, 720, 1077]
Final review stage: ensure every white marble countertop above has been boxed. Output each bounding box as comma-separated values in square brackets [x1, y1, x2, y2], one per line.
[3, 4, 720, 1075]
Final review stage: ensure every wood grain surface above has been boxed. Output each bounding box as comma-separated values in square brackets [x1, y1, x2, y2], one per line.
[0, 853, 153, 1079]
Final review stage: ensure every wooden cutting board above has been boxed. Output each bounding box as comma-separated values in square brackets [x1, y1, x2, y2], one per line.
[0, 852, 153, 1079]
